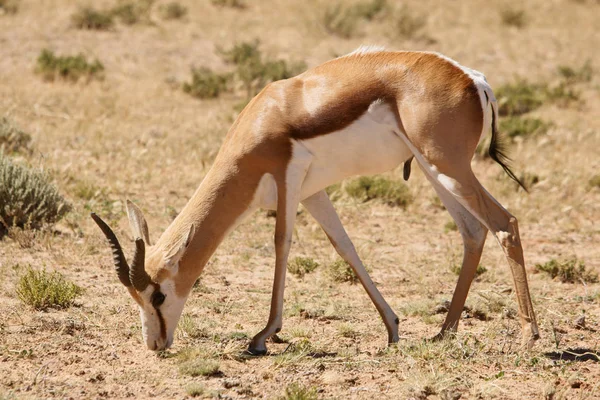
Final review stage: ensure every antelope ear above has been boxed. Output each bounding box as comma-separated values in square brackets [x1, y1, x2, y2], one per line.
[165, 224, 195, 267]
[126, 200, 151, 245]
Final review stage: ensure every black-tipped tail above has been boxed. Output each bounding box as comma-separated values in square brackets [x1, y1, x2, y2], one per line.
[488, 102, 528, 192]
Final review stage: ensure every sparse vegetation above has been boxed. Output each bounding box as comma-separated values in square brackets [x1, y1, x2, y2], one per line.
[535, 258, 598, 283]
[0, 118, 31, 154]
[326, 260, 364, 284]
[499, 116, 552, 139]
[211, 0, 246, 9]
[16, 266, 83, 310]
[323, 0, 387, 38]
[185, 383, 205, 397]
[0, 0, 18, 14]
[288, 257, 319, 278]
[182, 67, 230, 99]
[278, 383, 319, 400]
[0, 153, 70, 232]
[36, 49, 104, 82]
[179, 359, 221, 377]
[590, 175, 600, 188]
[444, 220, 458, 233]
[71, 7, 114, 30]
[450, 263, 488, 278]
[345, 176, 412, 207]
[557, 60, 593, 84]
[496, 80, 546, 117]
[159, 1, 187, 20]
[500, 7, 527, 28]
[111, 0, 154, 25]
[394, 5, 427, 39]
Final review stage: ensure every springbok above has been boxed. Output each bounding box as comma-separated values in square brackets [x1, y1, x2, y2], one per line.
[92, 47, 539, 354]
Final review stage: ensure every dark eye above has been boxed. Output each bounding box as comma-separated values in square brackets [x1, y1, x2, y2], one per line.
[151, 292, 165, 308]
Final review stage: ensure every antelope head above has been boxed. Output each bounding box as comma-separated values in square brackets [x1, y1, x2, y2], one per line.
[91, 200, 194, 351]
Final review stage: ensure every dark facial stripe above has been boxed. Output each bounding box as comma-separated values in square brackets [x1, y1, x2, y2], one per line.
[150, 283, 167, 341]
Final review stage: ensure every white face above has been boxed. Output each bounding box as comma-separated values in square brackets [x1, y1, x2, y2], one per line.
[136, 277, 188, 351]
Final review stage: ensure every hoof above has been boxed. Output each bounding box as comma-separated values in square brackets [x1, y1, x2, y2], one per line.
[246, 345, 268, 356]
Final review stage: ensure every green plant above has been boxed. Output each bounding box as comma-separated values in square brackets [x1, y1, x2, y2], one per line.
[36, 49, 104, 82]
[159, 1, 187, 19]
[444, 220, 457, 233]
[185, 383, 205, 397]
[394, 5, 427, 39]
[535, 258, 598, 283]
[16, 266, 83, 310]
[0, 118, 31, 154]
[450, 263, 487, 278]
[278, 383, 318, 400]
[288, 257, 319, 278]
[500, 7, 527, 28]
[182, 67, 230, 99]
[327, 260, 365, 284]
[557, 60, 593, 84]
[495, 80, 546, 116]
[345, 175, 412, 207]
[110, 0, 154, 25]
[0, 153, 70, 232]
[71, 7, 114, 30]
[0, 0, 19, 14]
[499, 117, 551, 139]
[211, 0, 246, 8]
[179, 359, 221, 377]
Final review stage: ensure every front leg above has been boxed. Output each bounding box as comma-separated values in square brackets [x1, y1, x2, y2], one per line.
[247, 142, 312, 355]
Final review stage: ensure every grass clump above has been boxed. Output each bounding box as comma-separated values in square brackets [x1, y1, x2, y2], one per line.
[0, 0, 19, 14]
[535, 258, 598, 283]
[179, 359, 221, 377]
[558, 60, 593, 84]
[496, 80, 546, 117]
[211, 0, 246, 8]
[182, 67, 230, 99]
[499, 116, 551, 139]
[0, 118, 31, 154]
[220, 40, 306, 100]
[159, 1, 187, 20]
[185, 383, 205, 397]
[288, 257, 319, 278]
[589, 175, 600, 188]
[111, 0, 154, 25]
[71, 7, 114, 30]
[278, 383, 318, 400]
[450, 263, 487, 278]
[345, 176, 412, 207]
[36, 49, 104, 82]
[327, 260, 365, 284]
[500, 7, 527, 28]
[323, 0, 387, 38]
[0, 153, 70, 232]
[16, 266, 83, 310]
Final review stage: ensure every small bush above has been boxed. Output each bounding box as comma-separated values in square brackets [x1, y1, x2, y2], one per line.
[182, 67, 230, 99]
[327, 260, 365, 284]
[545, 82, 580, 106]
[0, 0, 18, 14]
[353, 0, 387, 20]
[71, 7, 114, 30]
[558, 60, 593, 84]
[36, 49, 104, 82]
[394, 5, 427, 39]
[444, 220, 457, 233]
[345, 176, 412, 207]
[535, 258, 598, 284]
[111, 0, 154, 25]
[288, 257, 319, 278]
[496, 80, 546, 116]
[0, 118, 31, 154]
[323, 3, 361, 38]
[278, 383, 319, 400]
[499, 116, 551, 139]
[186, 383, 205, 397]
[0, 153, 71, 232]
[16, 266, 83, 310]
[211, 0, 246, 8]
[500, 7, 527, 28]
[450, 263, 487, 278]
[590, 175, 600, 188]
[159, 1, 187, 20]
[179, 359, 221, 377]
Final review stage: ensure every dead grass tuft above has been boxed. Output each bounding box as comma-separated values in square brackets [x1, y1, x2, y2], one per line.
[211, 0, 246, 9]
[179, 358, 221, 377]
[323, 0, 387, 38]
[0, 117, 31, 154]
[36, 49, 104, 82]
[535, 258, 598, 283]
[159, 1, 187, 20]
[71, 7, 114, 30]
[111, 0, 154, 25]
[185, 383, 205, 397]
[0, 0, 18, 14]
[277, 383, 319, 400]
[16, 266, 83, 310]
[288, 257, 319, 278]
[345, 175, 412, 207]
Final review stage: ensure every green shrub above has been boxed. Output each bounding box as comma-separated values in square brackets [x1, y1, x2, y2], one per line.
[450, 263, 487, 278]
[288, 257, 319, 278]
[159, 1, 187, 19]
[16, 266, 83, 310]
[36, 49, 104, 82]
[0, 0, 18, 14]
[500, 7, 527, 28]
[182, 67, 230, 99]
[499, 117, 551, 139]
[345, 176, 412, 207]
[185, 383, 205, 397]
[496, 80, 546, 116]
[444, 220, 457, 233]
[278, 383, 319, 400]
[0, 118, 31, 154]
[0, 153, 70, 232]
[211, 0, 246, 8]
[545, 82, 580, 106]
[71, 7, 114, 30]
[326, 260, 366, 284]
[179, 359, 221, 377]
[535, 258, 598, 284]
[111, 0, 154, 25]
[558, 60, 593, 84]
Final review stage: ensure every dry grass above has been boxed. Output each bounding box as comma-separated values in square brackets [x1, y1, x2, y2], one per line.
[0, 0, 599, 398]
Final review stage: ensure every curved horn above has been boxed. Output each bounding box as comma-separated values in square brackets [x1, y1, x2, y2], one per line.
[129, 238, 151, 292]
[90, 213, 132, 287]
